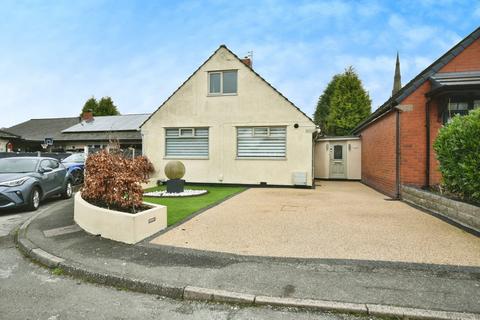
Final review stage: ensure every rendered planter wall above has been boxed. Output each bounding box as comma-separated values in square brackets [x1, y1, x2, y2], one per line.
[401, 185, 480, 233]
[74, 192, 167, 244]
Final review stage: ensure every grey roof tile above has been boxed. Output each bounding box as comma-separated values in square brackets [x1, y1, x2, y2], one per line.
[450, 46, 464, 56]
[430, 62, 445, 72]
[440, 53, 455, 65]
[461, 37, 474, 48]
[411, 78, 426, 89]
[0, 129, 20, 139]
[7, 117, 80, 141]
[7, 115, 146, 142]
[471, 28, 480, 39]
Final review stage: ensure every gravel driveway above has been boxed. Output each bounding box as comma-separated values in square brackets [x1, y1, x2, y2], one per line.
[151, 181, 480, 266]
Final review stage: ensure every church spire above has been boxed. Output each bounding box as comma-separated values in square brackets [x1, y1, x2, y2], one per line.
[392, 52, 402, 95]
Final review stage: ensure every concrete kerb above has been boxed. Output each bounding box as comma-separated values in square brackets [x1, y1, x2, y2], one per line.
[16, 205, 50, 254]
[57, 260, 184, 299]
[14, 205, 480, 320]
[184, 286, 255, 304]
[255, 296, 367, 314]
[366, 304, 480, 320]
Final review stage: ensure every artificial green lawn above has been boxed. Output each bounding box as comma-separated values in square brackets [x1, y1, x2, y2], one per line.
[143, 185, 246, 226]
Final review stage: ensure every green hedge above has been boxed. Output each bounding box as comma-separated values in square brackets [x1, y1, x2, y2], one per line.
[433, 109, 480, 203]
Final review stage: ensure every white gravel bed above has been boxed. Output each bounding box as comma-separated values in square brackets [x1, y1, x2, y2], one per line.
[144, 189, 208, 197]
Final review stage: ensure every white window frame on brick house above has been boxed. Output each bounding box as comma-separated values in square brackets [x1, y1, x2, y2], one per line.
[236, 126, 287, 159]
[165, 127, 209, 159]
[208, 70, 238, 95]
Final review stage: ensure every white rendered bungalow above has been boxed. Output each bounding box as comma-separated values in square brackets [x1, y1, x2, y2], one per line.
[141, 45, 317, 187]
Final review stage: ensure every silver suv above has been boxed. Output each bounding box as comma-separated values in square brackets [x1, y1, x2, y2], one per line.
[0, 157, 73, 211]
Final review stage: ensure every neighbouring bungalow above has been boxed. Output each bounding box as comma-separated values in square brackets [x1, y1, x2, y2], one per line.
[0, 130, 20, 152]
[352, 26, 480, 198]
[141, 45, 320, 187]
[5, 112, 150, 153]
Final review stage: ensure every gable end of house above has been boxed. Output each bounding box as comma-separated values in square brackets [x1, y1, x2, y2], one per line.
[140, 45, 314, 128]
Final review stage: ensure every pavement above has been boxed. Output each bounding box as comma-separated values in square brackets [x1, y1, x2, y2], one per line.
[0, 205, 374, 320]
[151, 181, 480, 266]
[15, 195, 480, 319]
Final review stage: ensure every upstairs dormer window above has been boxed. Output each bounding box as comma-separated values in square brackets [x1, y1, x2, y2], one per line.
[208, 70, 237, 95]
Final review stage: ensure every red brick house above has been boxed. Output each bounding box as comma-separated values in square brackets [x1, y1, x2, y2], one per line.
[353, 27, 480, 198]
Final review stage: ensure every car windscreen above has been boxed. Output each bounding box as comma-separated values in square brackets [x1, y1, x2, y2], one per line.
[62, 153, 85, 163]
[0, 158, 39, 173]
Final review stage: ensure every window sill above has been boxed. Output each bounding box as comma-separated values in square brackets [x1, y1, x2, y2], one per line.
[164, 157, 209, 160]
[207, 93, 238, 97]
[236, 157, 287, 161]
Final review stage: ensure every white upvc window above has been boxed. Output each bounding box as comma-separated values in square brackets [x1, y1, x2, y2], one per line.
[179, 128, 194, 137]
[237, 126, 286, 159]
[253, 127, 269, 136]
[474, 100, 480, 110]
[208, 70, 237, 95]
[165, 127, 209, 158]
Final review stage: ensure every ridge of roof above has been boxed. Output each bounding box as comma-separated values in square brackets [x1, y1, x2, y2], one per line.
[140, 44, 314, 128]
[28, 117, 79, 121]
[86, 113, 151, 117]
[352, 26, 480, 134]
[26, 113, 150, 121]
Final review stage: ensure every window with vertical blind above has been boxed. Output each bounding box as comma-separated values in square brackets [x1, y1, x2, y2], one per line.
[165, 128, 209, 158]
[236, 127, 286, 158]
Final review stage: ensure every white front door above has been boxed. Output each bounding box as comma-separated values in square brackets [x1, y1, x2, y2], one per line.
[329, 143, 346, 179]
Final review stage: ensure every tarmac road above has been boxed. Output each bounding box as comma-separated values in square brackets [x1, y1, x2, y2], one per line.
[0, 201, 375, 320]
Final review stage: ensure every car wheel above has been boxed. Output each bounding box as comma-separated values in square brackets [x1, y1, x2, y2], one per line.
[71, 169, 83, 185]
[62, 180, 73, 199]
[28, 187, 41, 211]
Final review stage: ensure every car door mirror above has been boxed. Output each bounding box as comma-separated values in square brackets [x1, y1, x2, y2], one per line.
[39, 167, 53, 174]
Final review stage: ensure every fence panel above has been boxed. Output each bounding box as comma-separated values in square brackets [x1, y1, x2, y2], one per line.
[0, 152, 72, 160]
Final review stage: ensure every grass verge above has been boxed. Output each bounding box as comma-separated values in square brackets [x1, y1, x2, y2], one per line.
[52, 267, 65, 276]
[143, 185, 246, 226]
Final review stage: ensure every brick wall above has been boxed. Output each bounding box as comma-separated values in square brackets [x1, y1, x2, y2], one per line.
[439, 38, 480, 72]
[397, 83, 444, 188]
[399, 82, 429, 186]
[360, 111, 397, 197]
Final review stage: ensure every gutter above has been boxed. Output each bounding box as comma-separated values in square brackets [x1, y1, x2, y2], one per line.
[395, 109, 401, 199]
[312, 129, 321, 188]
[425, 98, 431, 188]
